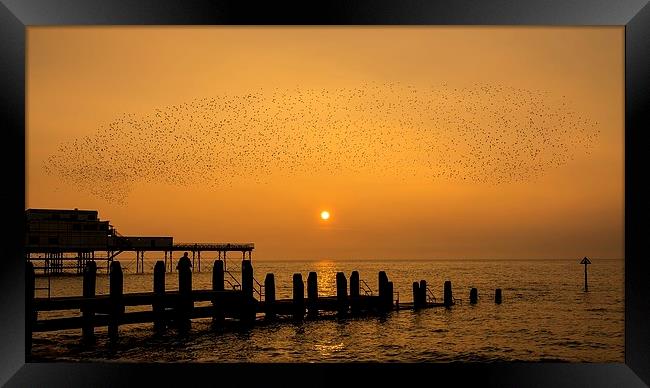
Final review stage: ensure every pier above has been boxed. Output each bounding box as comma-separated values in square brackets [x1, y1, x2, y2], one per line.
[24, 208, 254, 275]
[25, 259, 499, 356]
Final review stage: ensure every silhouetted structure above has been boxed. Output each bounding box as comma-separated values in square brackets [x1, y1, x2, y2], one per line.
[470, 287, 478, 304]
[580, 257, 592, 292]
[25, 208, 254, 275]
[176, 253, 193, 333]
[444, 281, 453, 308]
[26, 260, 479, 355]
[495, 288, 503, 304]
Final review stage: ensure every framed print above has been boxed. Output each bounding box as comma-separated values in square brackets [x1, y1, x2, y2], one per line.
[1, 1, 649, 387]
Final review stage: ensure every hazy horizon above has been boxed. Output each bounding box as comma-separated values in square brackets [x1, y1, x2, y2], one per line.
[27, 27, 624, 261]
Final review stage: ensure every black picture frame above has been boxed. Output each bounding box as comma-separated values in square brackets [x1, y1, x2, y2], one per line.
[1, 1, 648, 386]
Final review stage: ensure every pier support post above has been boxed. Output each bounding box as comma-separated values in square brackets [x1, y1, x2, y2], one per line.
[307, 272, 318, 317]
[82, 261, 97, 343]
[177, 256, 193, 334]
[212, 260, 225, 327]
[495, 288, 502, 304]
[153, 261, 166, 332]
[470, 288, 478, 305]
[293, 273, 305, 320]
[264, 273, 276, 320]
[350, 271, 360, 314]
[336, 272, 348, 316]
[419, 280, 427, 307]
[26, 262, 35, 359]
[413, 282, 420, 310]
[241, 260, 255, 324]
[108, 261, 124, 344]
[444, 280, 453, 308]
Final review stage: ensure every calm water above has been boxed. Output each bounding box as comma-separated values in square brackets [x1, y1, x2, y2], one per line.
[31, 258, 624, 362]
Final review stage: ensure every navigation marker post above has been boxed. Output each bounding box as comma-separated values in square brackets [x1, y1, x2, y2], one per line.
[580, 257, 592, 292]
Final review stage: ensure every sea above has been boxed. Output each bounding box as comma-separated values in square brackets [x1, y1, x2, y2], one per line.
[30, 258, 624, 363]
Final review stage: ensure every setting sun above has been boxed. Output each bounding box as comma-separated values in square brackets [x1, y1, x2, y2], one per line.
[320, 210, 330, 220]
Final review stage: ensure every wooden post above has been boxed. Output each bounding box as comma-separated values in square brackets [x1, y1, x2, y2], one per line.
[241, 260, 255, 324]
[82, 261, 97, 343]
[26, 261, 35, 359]
[177, 256, 193, 333]
[470, 287, 478, 304]
[108, 261, 124, 344]
[495, 288, 502, 304]
[293, 273, 305, 320]
[336, 272, 348, 315]
[264, 273, 276, 320]
[153, 261, 166, 332]
[241, 260, 253, 298]
[350, 271, 360, 314]
[385, 281, 394, 311]
[212, 260, 225, 327]
[378, 271, 388, 312]
[307, 272, 318, 317]
[419, 280, 427, 307]
[444, 280, 453, 308]
[412, 282, 420, 310]
[378, 271, 388, 300]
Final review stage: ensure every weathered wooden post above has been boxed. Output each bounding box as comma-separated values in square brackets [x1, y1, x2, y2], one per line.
[350, 271, 360, 314]
[153, 261, 166, 332]
[307, 272, 318, 317]
[469, 287, 478, 305]
[293, 273, 305, 320]
[336, 272, 348, 315]
[385, 281, 394, 311]
[378, 271, 388, 298]
[443, 280, 453, 308]
[108, 261, 124, 344]
[495, 288, 502, 304]
[26, 261, 36, 358]
[177, 256, 193, 333]
[264, 273, 276, 320]
[580, 257, 592, 292]
[378, 271, 389, 312]
[419, 280, 427, 307]
[82, 261, 97, 343]
[412, 282, 420, 309]
[241, 259, 255, 324]
[212, 259, 225, 327]
[242, 260, 253, 297]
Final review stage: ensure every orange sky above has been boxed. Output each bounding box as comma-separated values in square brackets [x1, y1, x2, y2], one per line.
[26, 27, 624, 260]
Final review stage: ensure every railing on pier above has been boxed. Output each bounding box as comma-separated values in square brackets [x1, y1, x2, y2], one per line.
[359, 279, 373, 296]
[426, 286, 437, 304]
[253, 277, 264, 300]
[224, 270, 241, 291]
[174, 243, 254, 251]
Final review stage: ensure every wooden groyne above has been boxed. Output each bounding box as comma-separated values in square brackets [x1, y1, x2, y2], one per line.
[26, 260, 502, 356]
